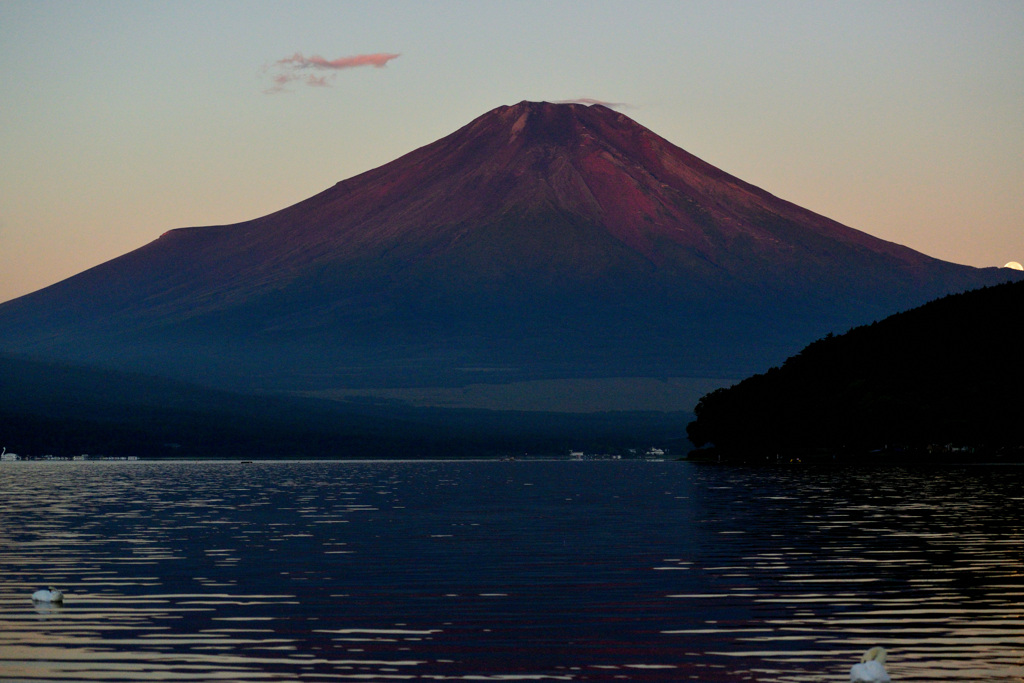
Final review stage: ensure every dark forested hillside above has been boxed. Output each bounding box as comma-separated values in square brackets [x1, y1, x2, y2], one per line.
[686, 281, 1024, 460]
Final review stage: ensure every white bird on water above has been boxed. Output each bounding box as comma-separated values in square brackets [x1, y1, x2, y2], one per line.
[31, 587, 65, 603]
[850, 647, 891, 683]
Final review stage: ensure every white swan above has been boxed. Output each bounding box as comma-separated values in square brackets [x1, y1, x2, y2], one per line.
[31, 587, 65, 603]
[850, 646, 891, 682]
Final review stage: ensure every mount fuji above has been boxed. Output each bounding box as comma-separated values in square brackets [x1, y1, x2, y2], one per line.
[1, 101, 1018, 406]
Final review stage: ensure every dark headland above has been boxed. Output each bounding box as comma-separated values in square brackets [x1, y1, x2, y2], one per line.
[687, 279, 1024, 464]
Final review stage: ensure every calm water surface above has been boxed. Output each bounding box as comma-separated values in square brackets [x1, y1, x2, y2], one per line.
[0, 460, 1021, 682]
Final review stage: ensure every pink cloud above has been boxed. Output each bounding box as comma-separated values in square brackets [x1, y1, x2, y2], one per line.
[278, 52, 401, 70]
[555, 98, 630, 109]
[263, 52, 400, 93]
[263, 72, 299, 95]
[305, 75, 332, 87]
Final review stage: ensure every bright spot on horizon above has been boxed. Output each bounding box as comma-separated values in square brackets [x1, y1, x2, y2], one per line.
[1003, 261, 1024, 270]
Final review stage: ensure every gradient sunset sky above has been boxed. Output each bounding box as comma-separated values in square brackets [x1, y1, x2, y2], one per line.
[2, 0, 1022, 304]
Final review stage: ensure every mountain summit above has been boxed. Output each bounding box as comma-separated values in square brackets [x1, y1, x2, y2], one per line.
[1, 101, 1018, 398]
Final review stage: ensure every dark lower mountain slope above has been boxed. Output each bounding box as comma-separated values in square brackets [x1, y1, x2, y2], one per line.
[686, 280, 1024, 459]
[0, 101, 1019, 401]
[0, 354, 688, 459]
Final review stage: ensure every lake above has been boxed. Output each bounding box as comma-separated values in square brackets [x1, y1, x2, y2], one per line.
[1, 460, 1021, 682]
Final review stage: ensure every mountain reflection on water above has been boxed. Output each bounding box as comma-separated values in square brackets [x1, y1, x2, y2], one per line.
[0, 460, 1021, 682]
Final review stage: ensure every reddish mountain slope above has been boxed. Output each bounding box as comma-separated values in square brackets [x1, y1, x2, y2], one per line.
[1, 101, 1018, 394]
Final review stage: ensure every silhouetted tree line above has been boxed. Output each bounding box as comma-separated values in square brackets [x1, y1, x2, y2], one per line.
[687, 280, 1024, 460]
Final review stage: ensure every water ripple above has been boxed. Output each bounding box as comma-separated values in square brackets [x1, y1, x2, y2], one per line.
[1, 460, 1022, 681]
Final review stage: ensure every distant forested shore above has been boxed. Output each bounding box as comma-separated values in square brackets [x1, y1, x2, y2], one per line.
[0, 354, 687, 460]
